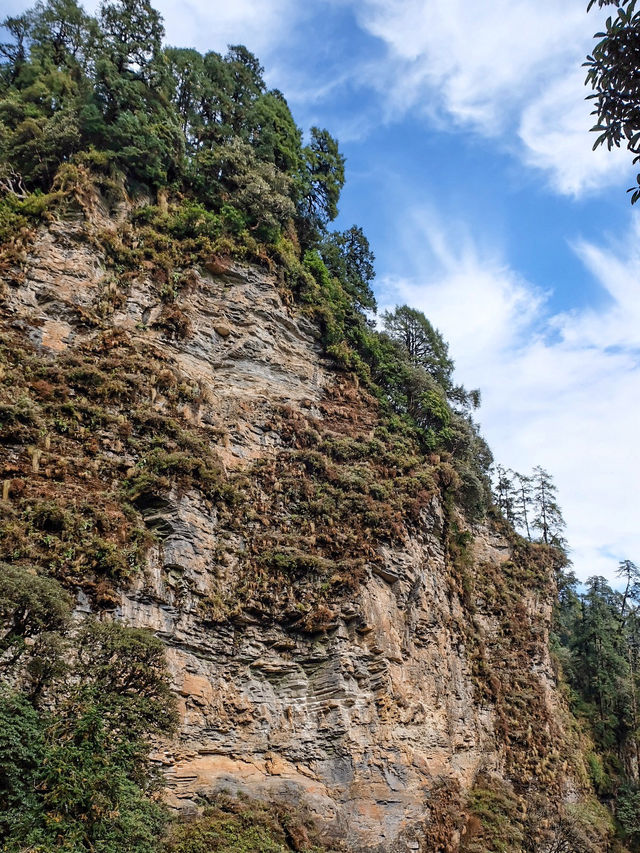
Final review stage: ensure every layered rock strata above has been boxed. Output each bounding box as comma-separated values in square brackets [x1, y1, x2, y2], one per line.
[1, 210, 572, 852]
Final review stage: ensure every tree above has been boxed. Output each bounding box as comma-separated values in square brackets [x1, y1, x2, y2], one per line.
[98, 0, 163, 83]
[224, 44, 264, 134]
[0, 15, 31, 82]
[191, 138, 295, 241]
[382, 306, 454, 388]
[618, 559, 640, 622]
[0, 1, 93, 190]
[530, 465, 566, 548]
[165, 46, 206, 142]
[382, 305, 482, 413]
[573, 576, 630, 748]
[0, 612, 176, 850]
[248, 91, 302, 174]
[0, 563, 71, 677]
[494, 465, 518, 525]
[27, 0, 97, 72]
[512, 471, 533, 540]
[617, 559, 640, 775]
[90, 0, 185, 188]
[320, 225, 377, 313]
[297, 126, 345, 245]
[585, 0, 640, 201]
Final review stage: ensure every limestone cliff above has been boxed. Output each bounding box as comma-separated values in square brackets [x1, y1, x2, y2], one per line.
[0, 200, 596, 852]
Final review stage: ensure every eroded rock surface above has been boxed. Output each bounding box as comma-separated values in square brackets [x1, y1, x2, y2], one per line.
[2, 213, 571, 852]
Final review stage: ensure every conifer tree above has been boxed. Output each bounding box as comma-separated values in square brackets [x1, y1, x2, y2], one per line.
[382, 306, 454, 389]
[494, 464, 518, 526]
[320, 225, 377, 313]
[512, 470, 533, 541]
[574, 576, 630, 746]
[297, 126, 345, 245]
[531, 465, 566, 548]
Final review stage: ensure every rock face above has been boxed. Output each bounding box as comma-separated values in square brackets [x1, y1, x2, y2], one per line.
[1, 210, 572, 851]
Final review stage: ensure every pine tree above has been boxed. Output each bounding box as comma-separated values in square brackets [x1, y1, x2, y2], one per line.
[382, 306, 454, 389]
[297, 126, 345, 245]
[618, 559, 640, 776]
[320, 225, 376, 313]
[512, 470, 533, 541]
[531, 465, 566, 548]
[494, 464, 518, 526]
[573, 576, 630, 748]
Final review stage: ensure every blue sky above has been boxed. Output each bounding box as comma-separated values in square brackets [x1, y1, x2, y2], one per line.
[6, 0, 640, 582]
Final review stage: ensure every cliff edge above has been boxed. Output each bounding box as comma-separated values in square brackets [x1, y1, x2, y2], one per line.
[0, 197, 601, 852]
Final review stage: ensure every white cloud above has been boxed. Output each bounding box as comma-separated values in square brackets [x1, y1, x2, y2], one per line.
[519, 68, 631, 196]
[350, 0, 631, 195]
[146, 0, 300, 58]
[378, 209, 640, 584]
[356, 0, 583, 130]
[379, 212, 544, 376]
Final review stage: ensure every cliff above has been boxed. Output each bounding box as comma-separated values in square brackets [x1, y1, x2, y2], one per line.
[0, 195, 604, 852]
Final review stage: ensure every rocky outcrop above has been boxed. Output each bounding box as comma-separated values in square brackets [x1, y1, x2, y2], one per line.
[1, 210, 575, 852]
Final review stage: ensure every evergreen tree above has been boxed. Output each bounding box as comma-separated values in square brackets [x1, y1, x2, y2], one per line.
[573, 576, 630, 749]
[165, 46, 206, 142]
[248, 90, 302, 174]
[382, 306, 454, 389]
[0, 14, 31, 82]
[297, 126, 345, 245]
[98, 0, 163, 83]
[512, 471, 533, 540]
[530, 465, 566, 548]
[320, 225, 377, 313]
[494, 464, 518, 526]
[0, 565, 177, 851]
[224, 44, 264, 134]
[92, 0, 183, 187]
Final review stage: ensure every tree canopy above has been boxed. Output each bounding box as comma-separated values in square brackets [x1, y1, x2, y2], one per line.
[0, 0, 344, 242]
[0, 565, 176, 852]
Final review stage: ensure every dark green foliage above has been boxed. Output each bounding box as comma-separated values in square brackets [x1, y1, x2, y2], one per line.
[0, 690, 49, 845]
[72, 619, 177, 739]
[297, 127, 345, 246]
[553, 558, 640, 846]
[0, 0, 95, 189]
[382, 305, 480, 413]
[0, 0, 336, 228]
[383, 305, 454, 389]
[249, 91, 303, 174]
[0, 564, 177, 852]
[0, 563, 71, 675]
[320, 225, 376, 313]
[585, 0, 640, 201]
[618, 785, 640, 848]
[98, 0, 164, 81]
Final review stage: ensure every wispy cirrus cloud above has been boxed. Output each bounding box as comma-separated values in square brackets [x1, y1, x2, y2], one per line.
[347, 0, 633, 196]
[518, 68, 630, 196]
[377, 208, 640, 583]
